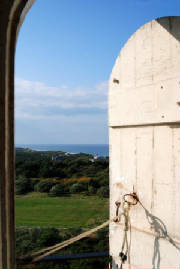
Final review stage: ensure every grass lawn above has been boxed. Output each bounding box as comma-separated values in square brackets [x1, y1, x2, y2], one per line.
[16, 193, 109, 228]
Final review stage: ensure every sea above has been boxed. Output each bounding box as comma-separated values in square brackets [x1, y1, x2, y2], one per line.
[16, 144, 109, 157]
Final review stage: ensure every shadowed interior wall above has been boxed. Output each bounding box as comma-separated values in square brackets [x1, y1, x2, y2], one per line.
[109, 16, 180, 269]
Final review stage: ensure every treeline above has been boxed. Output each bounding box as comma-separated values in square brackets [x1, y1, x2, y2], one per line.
[16, 149, 109, 198]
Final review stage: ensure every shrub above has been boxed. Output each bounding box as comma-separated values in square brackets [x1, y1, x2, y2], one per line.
[88, 179, 100, 189]
[38, 228, 60, 247]
[49, 183, 65, 197]
[16, 227, 109, 269]
[16, 177, 33, 195]
[97, 186, 109, 198]
[69, 183, 86, 194]
[16, 227, 61, 256]
[35, 180, 54, 193]
[31, 178, 40, 188]
[88, 186, 97, 195]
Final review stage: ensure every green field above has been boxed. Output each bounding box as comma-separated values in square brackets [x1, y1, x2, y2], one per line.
[16, 193, 109, 228]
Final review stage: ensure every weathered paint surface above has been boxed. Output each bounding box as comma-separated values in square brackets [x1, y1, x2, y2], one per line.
[109, 17, 180, 268]
[109, 17, 180, 127]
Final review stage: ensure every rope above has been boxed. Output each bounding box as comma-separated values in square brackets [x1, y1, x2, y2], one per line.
[20, 191, 180, 265]
[115, 222, 180, 245]
[114, 220, 180, 269]
[113, 191, 180, 268]
[30, 220, 109, 262]
[21, 218, 180, 264]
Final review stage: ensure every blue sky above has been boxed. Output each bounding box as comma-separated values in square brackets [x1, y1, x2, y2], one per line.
[15, 0, 180, 144]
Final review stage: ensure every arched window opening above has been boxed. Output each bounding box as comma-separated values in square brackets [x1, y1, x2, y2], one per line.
[15, 1, 109, 268]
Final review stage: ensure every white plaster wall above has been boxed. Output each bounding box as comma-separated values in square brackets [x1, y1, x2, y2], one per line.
[109, 16, 180, 269]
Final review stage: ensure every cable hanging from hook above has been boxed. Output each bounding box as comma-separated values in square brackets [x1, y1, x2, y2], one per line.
[114, 191, 139, 269]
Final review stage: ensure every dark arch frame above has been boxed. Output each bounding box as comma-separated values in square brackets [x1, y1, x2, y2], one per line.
[0, 1, 35, 268]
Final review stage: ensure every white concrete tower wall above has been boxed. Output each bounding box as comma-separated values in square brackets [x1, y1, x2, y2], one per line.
[109, 16, 180, 269]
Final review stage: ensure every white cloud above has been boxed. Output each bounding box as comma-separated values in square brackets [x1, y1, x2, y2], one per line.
[15, 77, 108, 119]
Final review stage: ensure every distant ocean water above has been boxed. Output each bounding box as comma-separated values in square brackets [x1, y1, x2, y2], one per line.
[16, 144, 109, 156]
